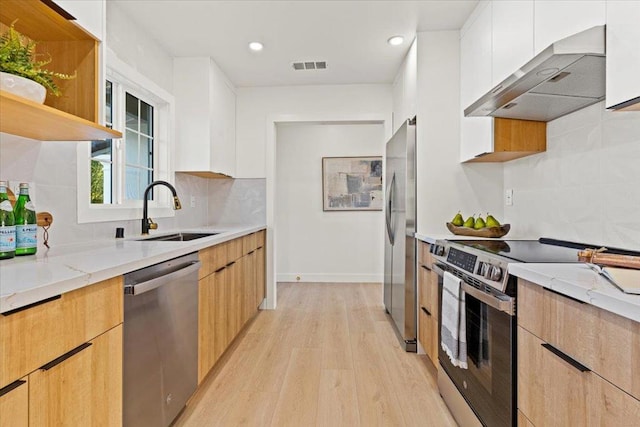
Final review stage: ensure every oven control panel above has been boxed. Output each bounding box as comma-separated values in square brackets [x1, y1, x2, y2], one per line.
[446, 247, 477, 273]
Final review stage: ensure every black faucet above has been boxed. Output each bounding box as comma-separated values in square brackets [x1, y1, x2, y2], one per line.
[141, 180, 182, 235]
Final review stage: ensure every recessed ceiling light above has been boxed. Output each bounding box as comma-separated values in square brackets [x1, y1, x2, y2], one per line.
[249, 42, 264, 51]
[387, 36, 404, 46]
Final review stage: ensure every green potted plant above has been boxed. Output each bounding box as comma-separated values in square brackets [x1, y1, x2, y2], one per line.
[0, 21, 75, 103]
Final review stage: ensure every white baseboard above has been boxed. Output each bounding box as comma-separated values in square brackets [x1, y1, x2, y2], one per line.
[277, 273, 382, 283]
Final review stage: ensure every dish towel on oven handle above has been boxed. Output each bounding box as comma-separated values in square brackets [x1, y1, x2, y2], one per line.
[441, 271, 468, 369]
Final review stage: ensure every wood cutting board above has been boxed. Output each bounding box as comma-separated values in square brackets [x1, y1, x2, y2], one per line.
[603, 267, 640, 295]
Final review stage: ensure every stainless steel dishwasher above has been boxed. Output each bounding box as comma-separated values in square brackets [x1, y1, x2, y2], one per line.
[123, 252, 200, 427]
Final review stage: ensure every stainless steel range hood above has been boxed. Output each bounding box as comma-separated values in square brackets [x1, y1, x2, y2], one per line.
[465, 26, 605, 122]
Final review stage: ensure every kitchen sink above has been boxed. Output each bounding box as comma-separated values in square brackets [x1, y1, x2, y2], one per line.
[137, 232, 219, 242]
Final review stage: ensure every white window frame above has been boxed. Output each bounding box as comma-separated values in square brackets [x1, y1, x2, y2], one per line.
[77, 48, 175, 223]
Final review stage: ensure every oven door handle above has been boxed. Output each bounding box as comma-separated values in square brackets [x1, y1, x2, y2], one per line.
[434, 263, 514, 315]
[461, 282, 515, 316]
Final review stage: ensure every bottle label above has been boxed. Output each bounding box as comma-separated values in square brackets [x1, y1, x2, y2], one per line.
[0, 226, 16, 252]
[26, 201, 36, 211]
[16, 225, 37, 249]
[0, 200, 12, 212]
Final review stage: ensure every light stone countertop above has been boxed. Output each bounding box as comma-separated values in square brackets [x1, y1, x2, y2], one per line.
[509, 263, 640, 323]
[0, 225, 265, 314]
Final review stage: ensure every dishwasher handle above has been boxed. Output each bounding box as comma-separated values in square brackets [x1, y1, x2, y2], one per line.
[125, 260, 201, 295]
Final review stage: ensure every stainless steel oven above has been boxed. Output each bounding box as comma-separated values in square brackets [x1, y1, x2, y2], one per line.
[433, 261, 516, 427]
[431, 238, 588, 427]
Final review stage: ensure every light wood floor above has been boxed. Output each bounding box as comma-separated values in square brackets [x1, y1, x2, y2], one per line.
[175, 282, 457, 427]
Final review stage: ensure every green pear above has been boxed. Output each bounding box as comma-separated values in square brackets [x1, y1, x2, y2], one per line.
[451, 211, 464, 226]
[463, 215, 475, 228]
[474, 216, 486, 229]
[486, 213, 501, 228]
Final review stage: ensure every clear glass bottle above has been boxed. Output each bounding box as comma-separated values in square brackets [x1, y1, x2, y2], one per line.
[0, 181, 16, 259]
[14, 183, 37, 256]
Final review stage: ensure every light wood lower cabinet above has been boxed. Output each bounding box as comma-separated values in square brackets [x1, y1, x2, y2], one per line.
[0, 276, 123, 427]
[518, 279, 640, 426]
[0, 377, 28, 427]
[417, 242, 438, 367]
[256, 246, 265, 307]
[517, 410, 534, 427]
[29, 325, 122, 427]
[198, 231, 267, 382]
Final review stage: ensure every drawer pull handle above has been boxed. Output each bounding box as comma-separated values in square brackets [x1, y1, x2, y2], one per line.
[544, 288, 585, 304]
[421, 265, 430, 271]
[214, 266, 226, 273]
[2, 295, 62, 316]
[226, 261, 236, 267]
[40, 342, 92, 371]
[541, 343, 590, 372]
[247, 250, 255, 255]
[421, 306, 431, 316]
[0, 379, 26, 397]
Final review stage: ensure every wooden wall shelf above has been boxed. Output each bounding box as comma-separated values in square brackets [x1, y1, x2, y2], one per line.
[0, 0, 120, 141]
[0, 91, 121, 141]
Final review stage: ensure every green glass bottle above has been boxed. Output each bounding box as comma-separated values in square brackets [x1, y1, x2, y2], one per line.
[14, 183, 37, 256]
[0, 181, 16, 259]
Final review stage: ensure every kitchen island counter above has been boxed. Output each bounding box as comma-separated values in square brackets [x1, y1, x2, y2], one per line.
[509, 263, 640, 323]
[0, 225, 266, 313]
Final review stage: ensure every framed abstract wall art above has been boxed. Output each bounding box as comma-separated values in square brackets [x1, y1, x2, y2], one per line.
[322, 156, 383, 211]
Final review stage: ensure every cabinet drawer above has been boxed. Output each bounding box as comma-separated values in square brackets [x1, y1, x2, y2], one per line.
[418, 242, 432, 268]
[0, 377, 28, 427]
[0, 277, 123, 388]
[518, 279, 640, 401]
[418, 265, 431, 312]
[519, 326, 640, 426]
[242, 232, 258, 254]
[256, 230, 266, 248]
[226, 237, 243, 263]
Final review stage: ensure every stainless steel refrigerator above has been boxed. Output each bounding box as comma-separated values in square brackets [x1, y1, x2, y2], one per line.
[384, 117, 417, 352]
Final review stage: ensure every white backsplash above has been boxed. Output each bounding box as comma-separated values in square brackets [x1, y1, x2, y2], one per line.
[0, 133, 265, 250]
[504, 102, 640, 250]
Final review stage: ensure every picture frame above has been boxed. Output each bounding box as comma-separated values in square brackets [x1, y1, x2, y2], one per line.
[322, 156, 383, 211]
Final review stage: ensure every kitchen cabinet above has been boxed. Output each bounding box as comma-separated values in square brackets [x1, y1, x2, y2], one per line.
[491, 0, 533, 86]
[460, 1, 493, 162]
[605, 1, 640, 111]
[533, 1, 605, 55]
[460, 1, 546, 162]
[198, 231, 266, 382]
[29, 325, 123, 426]
[0, 378, 28, 427]
[51, 0, 104, 41]
[174, 57, 237, 178]
[0, 277, 123, 426]
[517, 279, 640, 425]
[0, 0, 120, 141]
[417, 242, 438, 367]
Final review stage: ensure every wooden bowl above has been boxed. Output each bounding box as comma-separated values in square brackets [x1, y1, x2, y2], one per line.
[446, 222, 511, 238]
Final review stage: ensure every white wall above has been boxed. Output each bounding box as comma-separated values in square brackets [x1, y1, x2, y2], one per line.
[416, 31, 504, 236]
[275, 123, 385, 282]
[235, 84, 393, 178]
[504, 102, 640, 250]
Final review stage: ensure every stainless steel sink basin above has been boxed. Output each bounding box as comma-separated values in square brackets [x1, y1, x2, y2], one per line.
[137, 232, 219, 242]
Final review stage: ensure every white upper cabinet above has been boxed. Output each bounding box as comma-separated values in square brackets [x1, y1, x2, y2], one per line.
[460, 1, 493, 162]
[173, 58, 236, 177]
[52, 0, 104, 41]
[605, 0, 640, 110]
[491, 1, 534, 87]
[533, 1, 605, 54]
[392, 39, 417, 134]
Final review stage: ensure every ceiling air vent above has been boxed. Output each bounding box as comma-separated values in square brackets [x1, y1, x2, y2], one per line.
[292, 61, 327, 71]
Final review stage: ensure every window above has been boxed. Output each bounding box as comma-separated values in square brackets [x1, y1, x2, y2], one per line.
[78, 49, 174, 223]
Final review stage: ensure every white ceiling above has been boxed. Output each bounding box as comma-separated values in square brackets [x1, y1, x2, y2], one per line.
[111, 0, 478, 88]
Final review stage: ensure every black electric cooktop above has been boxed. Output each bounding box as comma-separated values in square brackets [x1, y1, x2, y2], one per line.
[450, 238, 585, 263]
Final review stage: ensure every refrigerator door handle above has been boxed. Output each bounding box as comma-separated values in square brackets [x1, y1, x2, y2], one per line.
[386, 172, 395, 245]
